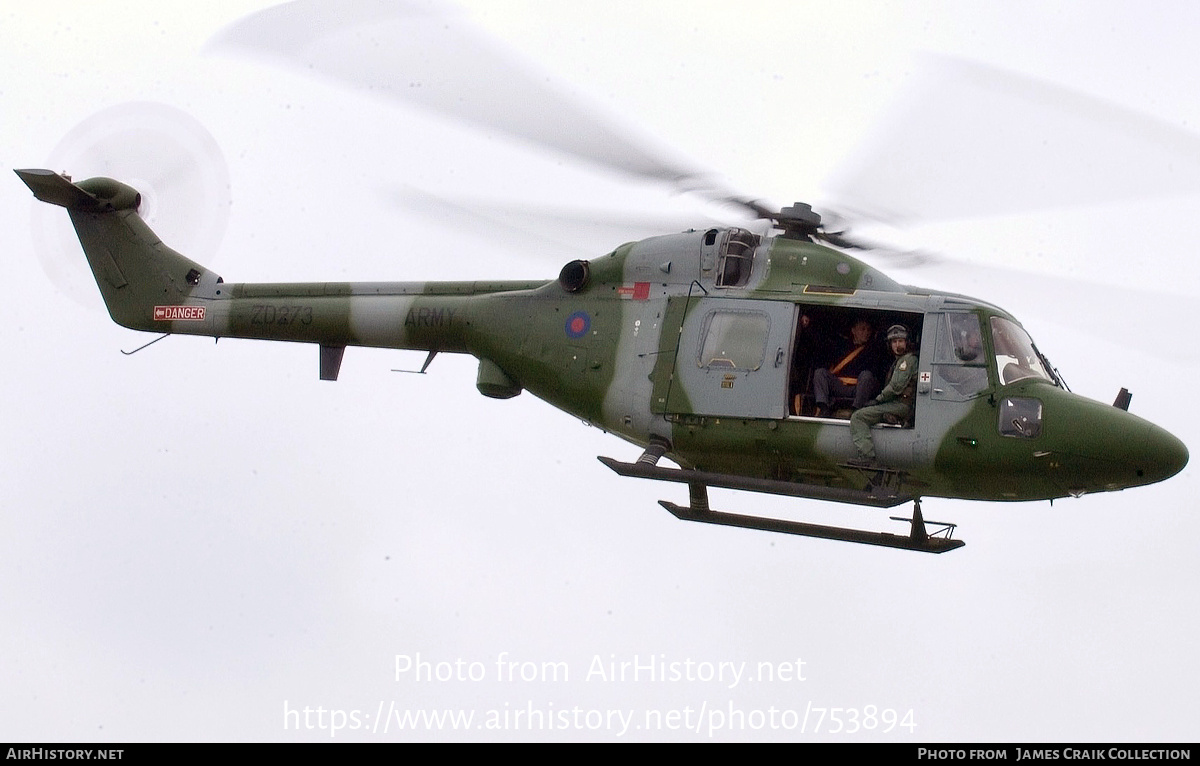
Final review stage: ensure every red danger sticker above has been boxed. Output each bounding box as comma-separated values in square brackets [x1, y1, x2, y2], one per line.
[617, 282, 650, 300]
[154, 305, 206, 321]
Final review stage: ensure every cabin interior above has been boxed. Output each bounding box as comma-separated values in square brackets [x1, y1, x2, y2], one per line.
[788, 304, 924, 419]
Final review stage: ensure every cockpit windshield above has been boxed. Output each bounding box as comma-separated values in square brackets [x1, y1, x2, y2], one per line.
[990, 317, 1057, 386]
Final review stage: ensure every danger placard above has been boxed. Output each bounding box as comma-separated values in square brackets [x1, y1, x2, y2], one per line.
[154, 305, 206, 321]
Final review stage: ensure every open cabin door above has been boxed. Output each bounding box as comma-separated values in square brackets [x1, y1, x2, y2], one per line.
[651, 297, 795, 419]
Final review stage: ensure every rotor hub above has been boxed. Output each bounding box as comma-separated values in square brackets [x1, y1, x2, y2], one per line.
[774, 202, 823, 239]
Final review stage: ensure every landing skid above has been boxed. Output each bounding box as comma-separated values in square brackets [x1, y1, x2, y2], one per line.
[660, 495, 962, 553]
[838, 461, 909, 501]
[600, 456, 964, 554]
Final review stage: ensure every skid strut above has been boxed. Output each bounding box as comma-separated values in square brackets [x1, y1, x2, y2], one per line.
[600, 456, 963, 553]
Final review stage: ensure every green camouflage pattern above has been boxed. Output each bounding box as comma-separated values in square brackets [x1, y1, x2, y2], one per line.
[18, 170, 1188, 516]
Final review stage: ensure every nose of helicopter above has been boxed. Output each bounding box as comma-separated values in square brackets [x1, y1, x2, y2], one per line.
[1088, 412, 1189, 490]
[1136, 421, 1189, 485]
[1051, 393, 1189, 494]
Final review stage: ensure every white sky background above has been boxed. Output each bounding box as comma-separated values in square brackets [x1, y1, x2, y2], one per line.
[1, 0, 1197, 742]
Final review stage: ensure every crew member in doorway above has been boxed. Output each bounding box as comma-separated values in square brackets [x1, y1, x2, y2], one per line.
[849, 324, 918, 466]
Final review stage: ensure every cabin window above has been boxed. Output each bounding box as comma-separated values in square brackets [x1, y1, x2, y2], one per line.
[991, 317, 1054, 385]
[999, 397, 1043, 438]
[698, 310, 771, 370]
[931, 312, 989, 400]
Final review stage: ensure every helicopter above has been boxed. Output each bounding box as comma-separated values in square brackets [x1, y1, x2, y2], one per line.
[14, 158, 1189, 553]
[17, 1, 1195, 556]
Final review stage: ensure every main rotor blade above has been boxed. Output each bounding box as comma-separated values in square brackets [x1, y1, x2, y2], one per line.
[390, 185, 741, 262]
[872, 250, 1197, 364]
[208, 0, 709, 190]
[823, 54, 1200, 225]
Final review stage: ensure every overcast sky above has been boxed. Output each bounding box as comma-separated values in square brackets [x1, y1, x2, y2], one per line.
[2, 0, 1197, 742]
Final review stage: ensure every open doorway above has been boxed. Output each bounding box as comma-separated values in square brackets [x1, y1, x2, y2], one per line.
[788, 304, 923, 419]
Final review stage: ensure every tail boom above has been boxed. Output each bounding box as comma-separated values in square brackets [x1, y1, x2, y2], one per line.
[18, 170, 543, 359]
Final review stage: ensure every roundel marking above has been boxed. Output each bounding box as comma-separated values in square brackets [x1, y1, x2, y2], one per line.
[565, 311, 591, 338]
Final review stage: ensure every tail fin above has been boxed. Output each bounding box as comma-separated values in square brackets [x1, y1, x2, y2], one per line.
[15, 169, 222, 331]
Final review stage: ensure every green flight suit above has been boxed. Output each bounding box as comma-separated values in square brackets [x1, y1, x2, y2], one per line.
[850, 351, 918, 460]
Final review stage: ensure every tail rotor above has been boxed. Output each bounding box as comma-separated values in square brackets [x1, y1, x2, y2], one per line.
[31, 101, 231, 309]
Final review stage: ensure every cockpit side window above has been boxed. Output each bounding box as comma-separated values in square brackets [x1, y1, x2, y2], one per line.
[930, 313, 989, 401]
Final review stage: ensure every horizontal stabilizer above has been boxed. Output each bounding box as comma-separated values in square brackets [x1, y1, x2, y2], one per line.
[14, 169, 105, 211]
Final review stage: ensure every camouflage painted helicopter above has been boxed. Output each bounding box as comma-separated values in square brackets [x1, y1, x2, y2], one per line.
[15, 168, 1190, 553]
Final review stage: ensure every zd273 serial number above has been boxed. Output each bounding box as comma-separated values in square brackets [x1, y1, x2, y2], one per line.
[250, 305, 314, 326]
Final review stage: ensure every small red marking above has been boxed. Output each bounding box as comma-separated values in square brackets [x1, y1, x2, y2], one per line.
[618, 282, 651, 300]
[154, 305, 206, 321]
[570, 317, 586, 333]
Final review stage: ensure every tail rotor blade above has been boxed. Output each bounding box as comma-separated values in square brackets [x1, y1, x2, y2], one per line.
[32, 101, 231, 310]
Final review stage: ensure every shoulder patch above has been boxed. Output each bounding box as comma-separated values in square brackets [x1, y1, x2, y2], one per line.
[899, 360, 909, 371]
